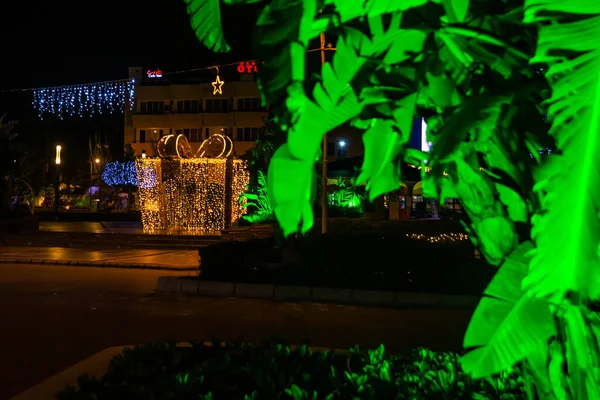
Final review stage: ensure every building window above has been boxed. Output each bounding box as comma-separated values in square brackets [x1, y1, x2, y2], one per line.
[206, 99, 230, 112]
[251, 127, 259, 141]
[140, 101, 164, 114]
[176, 100, 201, 113]
[236, 128, 244, 141]
[205, 128, 209, 138]
[444, 198, 461, 211]
[237, 98, 261, 111]
[411, 195, 424, 210]
[175, 129, 201, 141]
[139, 129, 146, 143]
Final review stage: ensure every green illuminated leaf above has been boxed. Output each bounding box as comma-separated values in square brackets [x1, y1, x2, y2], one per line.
[184, 0, 231, 52]
[287, 34, 367, 161]
[495, 184, 528, 223]
[441, 0, 469, 23]
[523, 1, 600, 302]
[461, 242, 555, 378]
[325, 0, 432, 24]
[422, 73, 461, 108]
[267, 144, 315, 236]
[254, 0, 316, 109]
[356, 120, 403, 202]
[223, 0, 264, 4]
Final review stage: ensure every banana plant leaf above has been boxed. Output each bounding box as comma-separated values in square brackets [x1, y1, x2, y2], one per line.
[267, 144, 316, 236]
[523, 0, 600, 303]
[461, 241, 555, 378]
[184, 0, 230, 52]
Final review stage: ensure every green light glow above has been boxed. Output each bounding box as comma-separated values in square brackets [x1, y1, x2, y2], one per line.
[190, 0, 600, 398]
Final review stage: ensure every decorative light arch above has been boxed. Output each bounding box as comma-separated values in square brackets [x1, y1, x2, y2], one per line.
[156, 133, 233, 159]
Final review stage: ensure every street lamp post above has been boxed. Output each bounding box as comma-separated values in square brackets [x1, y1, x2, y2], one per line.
[54, 145, 61, 217]
[338, 140, 346, 159]
[320, 32, 328, 234]
[90, 157, 100, 208]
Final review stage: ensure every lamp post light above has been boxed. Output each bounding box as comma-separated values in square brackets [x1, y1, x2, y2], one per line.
[90, 157, 101, 209]
[55, 145, 61, 165]
[141, 150, 146, 158]
[338, 140, 347, 160]
[54, 145, 61, 217]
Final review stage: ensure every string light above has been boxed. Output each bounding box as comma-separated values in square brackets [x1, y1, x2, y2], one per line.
[3, 49, 335, 119]
[212, 73, 225, 95]
[32, 79, 135, 119]
[135, 159, 163, 230]
[406, 232, 469, 243]
[232, 161, 250, 222]
[102, 161, 138, 187]
[135, 158, 248, 233]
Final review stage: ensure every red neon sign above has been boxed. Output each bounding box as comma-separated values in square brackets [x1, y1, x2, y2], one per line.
[146, 68, 163, 78]
[237, 61, 258, 74]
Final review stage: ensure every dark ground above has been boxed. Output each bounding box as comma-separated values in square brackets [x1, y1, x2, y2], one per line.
[0, 263, 473, 399]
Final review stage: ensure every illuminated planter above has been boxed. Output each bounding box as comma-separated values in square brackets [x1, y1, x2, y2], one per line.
[135, 157, 248, 233]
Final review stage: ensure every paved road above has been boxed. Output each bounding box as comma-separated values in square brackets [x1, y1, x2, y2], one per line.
[0, 263, 474, 399]
[0, 246, 199, 269]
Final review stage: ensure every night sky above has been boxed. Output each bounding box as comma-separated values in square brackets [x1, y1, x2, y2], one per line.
[0, 0, 258, 174]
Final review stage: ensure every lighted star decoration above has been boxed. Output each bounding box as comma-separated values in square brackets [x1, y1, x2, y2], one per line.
[212, 75, 225, 95]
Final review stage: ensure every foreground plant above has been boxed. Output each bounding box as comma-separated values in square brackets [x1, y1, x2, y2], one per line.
[239, 170, 274, 224]
[58, 342, 524, 399]
[186, 0, 600, 398]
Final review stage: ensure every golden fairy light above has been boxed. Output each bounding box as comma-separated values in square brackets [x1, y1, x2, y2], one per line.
[406, 232, 469, 243]
[135, 134, 249, 234]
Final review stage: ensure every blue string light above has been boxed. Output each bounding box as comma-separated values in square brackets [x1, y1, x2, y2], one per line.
[102, 161, 138, 187]
[32, 79, 135, 119]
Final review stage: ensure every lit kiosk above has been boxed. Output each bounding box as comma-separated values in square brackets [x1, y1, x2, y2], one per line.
[135, 134, 249, 234]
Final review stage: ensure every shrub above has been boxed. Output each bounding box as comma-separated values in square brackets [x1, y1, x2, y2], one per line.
[57, 342, 525, 400]
[199, 233, 494, 295]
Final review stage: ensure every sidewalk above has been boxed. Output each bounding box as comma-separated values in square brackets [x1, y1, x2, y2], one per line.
[0, 246, 198, 271]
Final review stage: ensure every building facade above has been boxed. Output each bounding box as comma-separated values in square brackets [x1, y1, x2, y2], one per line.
[124, 67, 269, 158]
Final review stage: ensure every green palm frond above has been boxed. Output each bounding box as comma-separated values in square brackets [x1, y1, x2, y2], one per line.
[240, 171, 273, 215]
[309, 0, 468, 40]
[323, 0, 469, 26]
[253, 0, 317, 114]
[287, 33, 368, 161]
[223, 0, 264, 4]
[184, 0, 230, 52]
[522, 1, 600, 303]
[461, 242, 555, 378]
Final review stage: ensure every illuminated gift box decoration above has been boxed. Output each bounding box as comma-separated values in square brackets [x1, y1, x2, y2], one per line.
[135, 134, 249, 233]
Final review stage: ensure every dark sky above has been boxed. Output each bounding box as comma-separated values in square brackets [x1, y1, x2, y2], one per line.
[0, 0, 256, 90]
[0, 0, 258, 174]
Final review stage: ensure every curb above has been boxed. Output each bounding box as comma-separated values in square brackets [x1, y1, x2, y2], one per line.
[0, 258, 197, 272]
[11, 341, 347, 400]
[156, 278, 480, 309]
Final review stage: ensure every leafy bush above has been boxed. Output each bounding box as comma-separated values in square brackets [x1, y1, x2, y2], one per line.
[57, 342, 525, 400]
[327, 177, 365, 218]
[240, 171, 274, 225]
[199, 233, 494, 295]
